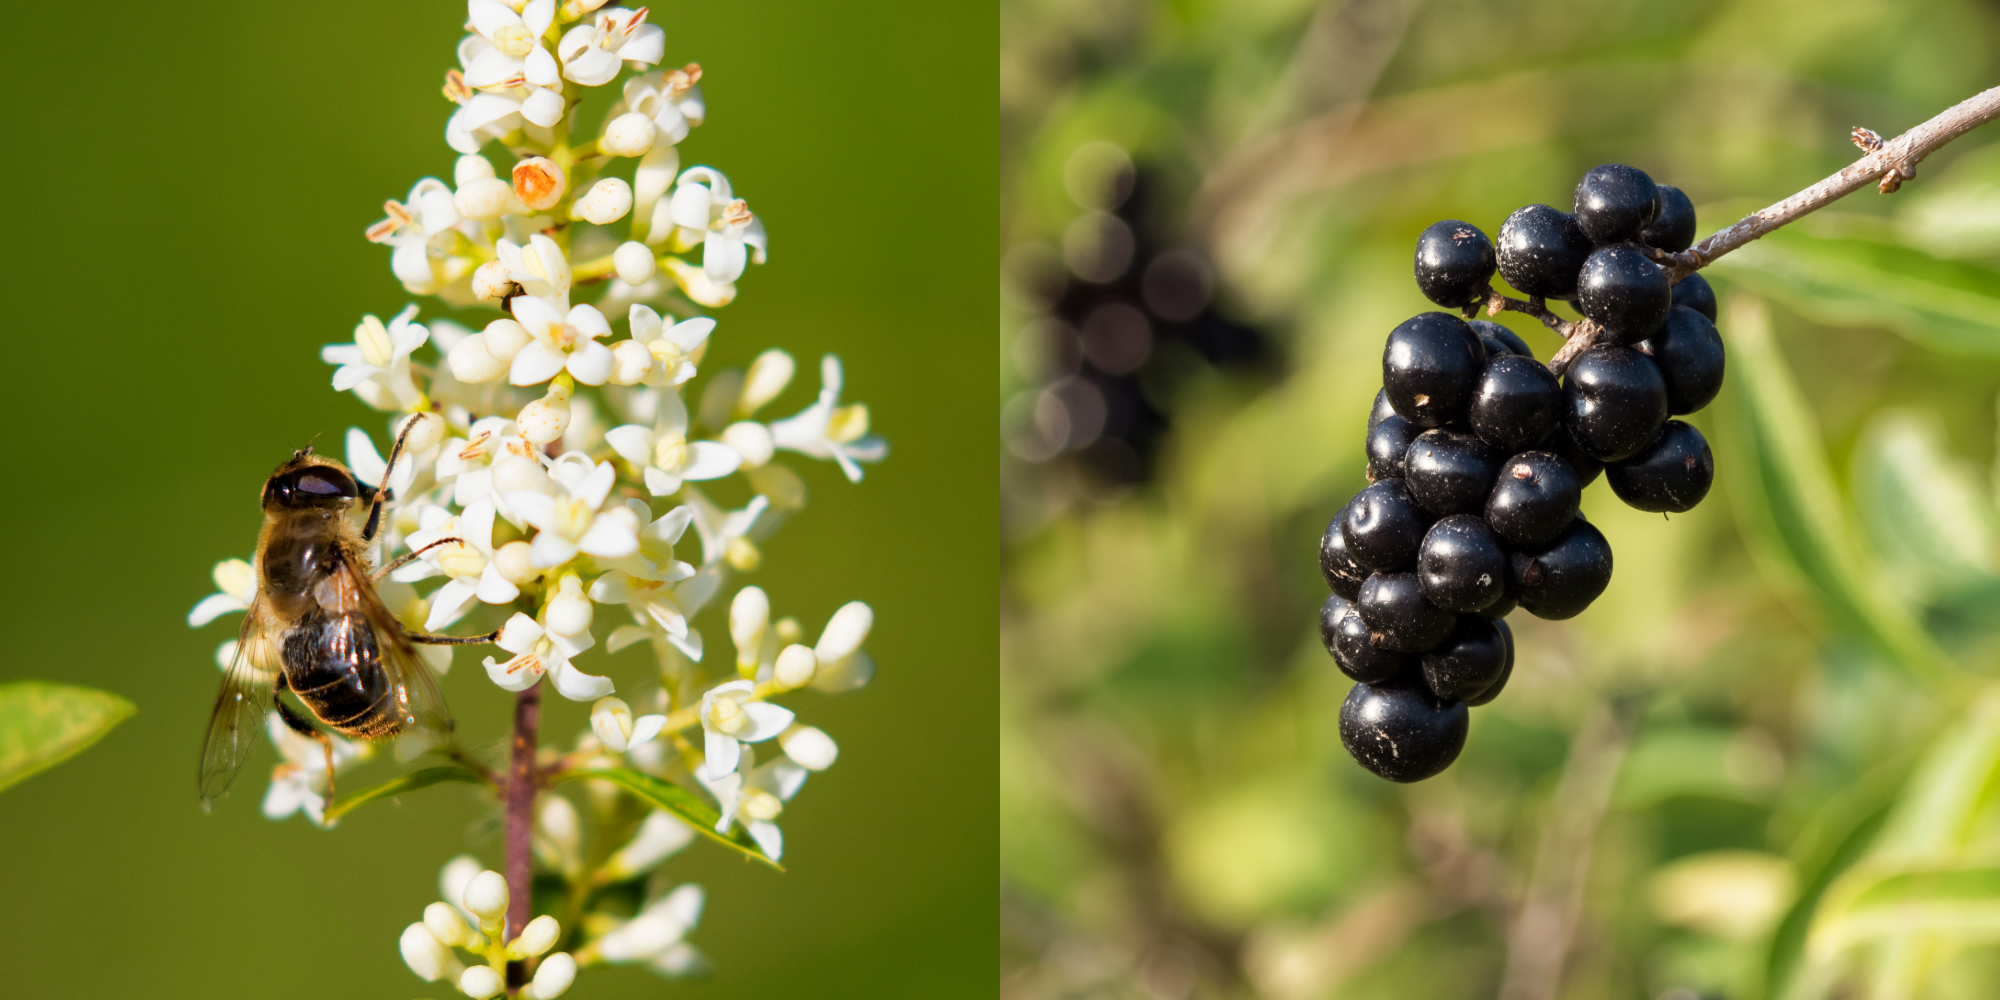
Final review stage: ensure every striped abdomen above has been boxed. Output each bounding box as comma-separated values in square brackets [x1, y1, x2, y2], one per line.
[281, 609, 399, 738]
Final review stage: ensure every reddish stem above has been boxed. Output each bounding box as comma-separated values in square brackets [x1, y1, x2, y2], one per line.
[505, 685, 540, 943]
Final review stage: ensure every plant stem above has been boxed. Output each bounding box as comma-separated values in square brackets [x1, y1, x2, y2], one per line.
[505, 685, 541, 943]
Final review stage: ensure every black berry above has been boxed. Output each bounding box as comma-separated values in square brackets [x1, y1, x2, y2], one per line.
[1418, 515, 1507, 613]
[1340, 678, 1468, 782]
[1474, 587, 1517, 621]
[1414, 220, 1497, 308]
[1564, 345, 1668, 462]
[1320, 594, 1411, 684]
[1319, 501, 1369, 599]
[1641, 305, 1725, 415]
[1606, 420, 1714, 513]
[1357, 571, 1457, 652]
[1511, 518, 1613, 620]
[1497, 204, 1593, 299]
[1672, 272, 1717, 322]
[1471, 319, 1534, 360]
[1577, 245, 1671, 343]
[1382, 312, 1483, 429]
[1574, 164, 1659, 244]
[1405, 429, 1501, 516]
[1485, 450, 1580, 548]
[1341, 479, 1433, 570]
[1465, 619, 1513, 706]
[1469, 355, 1561, 453]
[1368, 387, 1398, 430]
[1545, 424, 1605, 488]
[1421, 616, 1509, 703]
[1642, 185, 1697, 252]
[1366, 413, 1421, 480]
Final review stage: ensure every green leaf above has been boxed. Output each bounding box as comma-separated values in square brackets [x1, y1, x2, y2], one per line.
[0, 681, 136, 794]
[1764, 801, 1889, 1000]
[1715, 298, 1954, 685]
[556, 766, 783, 870]
[1712, 225, 2000, 357]
[1851, 409, 2000, 605]
[1811, 866, 2000, 956]
[323, 765, 485, 822]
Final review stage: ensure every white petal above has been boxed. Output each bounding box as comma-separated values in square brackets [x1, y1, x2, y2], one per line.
[510, 291, 565, 334]
[505, 491, 558, 530]
[345, 428, 389, 487]
[629, 714, 667, 746]
[484, 654, 544, 692]
[522, 0, 555, 35]
[667, 626, 704, 661]
[679, 442, 740, 481]
[496, 613, 545, 653]
[604, 424, 656, 465]
[426, 579, 479, 632]
[701, 731, 740, 782]
[563, 46, 622, 87]
[509, 340, 569, 387]
[531, 531, 580, 568]
[587, 570, 634, 604]
[331, 364, 382, 392]
[664, 317, 715, 350]
[577, 518, 639, 558]
[650, 505, 695, 545]
[468, 0, 523, 37]
[553, 660, 616, 701]
[620, 24, 665, 65]
[745, 821, 783, 861]
[566, 303, 612, 339]
[521, 86, 567, 128]
[529, 234, 572, 302]
[769, 759, 811, 800]
[565, 340, 615, 385]
[667, 183, 711, 231]
[576, 460, 617, 510]
[703, 235, 747, 283]
[463, 49, 526, 90]
[735, 703, 795, 743]
[187, 593, 248, 628]
[642, 465, 682, 496]
[321, 344, 366, 366]
[474, 562, 520, 604]
[628, 304, 663, 341]
[463, 92, 524, 131]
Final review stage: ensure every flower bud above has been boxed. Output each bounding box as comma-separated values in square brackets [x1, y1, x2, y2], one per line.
[613, 241, 657, 285]
[574, 177, 634, 225]
[739, 349, 796, 415]
[608, 339, 655, 386]
[463, 870, 509, 927]
[495, 540, 539, 584]
[527, 952, 577, 999]
[601, 111, 658, 157]
[780, 724, 839, 770]
[601, 810, 696, 880]
[400, 923, 464, 982]
[425, 901, 475, 948]
[815, 602, 874, 663]
[511, 914, 561, 959]
[545, 576, 593, 638]
[482, 319, 532, 364]
[459, 964, 505, 999]
[535, 794, 582, 872]
[729, 587, 769, 670]
[471, 260, 518, 301]
[440, 855, 484, 914]
[454, 154, 496, 187]
[512, 157, 567, 212]
[455, 176, 521, 220]
[591, 697, 635, 750]
[518, 394, 573, 445]
[721, 421, 774, 467]
[774, 644, 818, 689]
[448, 335, 506, 383]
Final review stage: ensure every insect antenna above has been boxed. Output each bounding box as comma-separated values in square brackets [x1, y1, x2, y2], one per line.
[362, 413, 433, 544]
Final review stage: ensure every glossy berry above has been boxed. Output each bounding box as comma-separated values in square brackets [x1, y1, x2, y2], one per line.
[1574, 164, 1659, 244]
[1497, 204, 1593, 299]
[1641, 305, 1725, 415]
[1673, 272, 1718, 322]
[1368, 387, 1398, 430]
[1606, 420, 1714, 513]
[1414, 220, 1497, 308]
[1342, 479, 1433, 570]
[1340, 678, 1468, 782]
[1465, 619, 1514, 706]
[1319, 501, 1369, 599]
[1485, 450, 1580, 548]
[1366, 413, 1421, 480]
[1471, 319, 1534, 359]
[1320, 594, 1411, 684]
[1405, 429, 1501, 516]
[1577, 245, 1671, 343]
[1382, 312, 1483, 429]
[1511, 518, 1614, 620]
[1564, 345, 1668, 462]
[1421, 616, 1509, 703]
[1545, 424, 1605, 488]
[1418, 515, 1507, 613]
[1469, 355, 1561, 453]
[1642, 185, 1697, 252]
[1357, 571, 1457, 652]
[1475, 587, 1517, 621]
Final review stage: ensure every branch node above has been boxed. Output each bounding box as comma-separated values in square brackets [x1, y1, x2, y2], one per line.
[1851, 126, 1884, 152]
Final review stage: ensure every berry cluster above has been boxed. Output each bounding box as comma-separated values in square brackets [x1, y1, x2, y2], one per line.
[1321, 164, 1724, 782]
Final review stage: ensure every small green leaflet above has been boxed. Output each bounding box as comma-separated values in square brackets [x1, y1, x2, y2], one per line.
[0, 681, 136, 794]
[556, 766, 782, 870]
[323, 764, 485, 822]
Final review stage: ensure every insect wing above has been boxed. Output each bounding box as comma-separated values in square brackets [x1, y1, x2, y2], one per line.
[342, 549, 455, 742]
[198, 598, 280, 808]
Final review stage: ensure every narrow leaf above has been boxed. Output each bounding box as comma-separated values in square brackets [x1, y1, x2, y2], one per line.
[324, 765, 484, 821]
[1765, 802, 1889, 1000]
[557, 766, 782, 870]
[1810, 866, 2000, 956]
[0, 681, 136, 794]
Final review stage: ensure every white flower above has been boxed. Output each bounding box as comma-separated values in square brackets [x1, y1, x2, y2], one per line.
[604, 399, 738, 497]
[323, 305, 430, 411]
[435, 416, 533, 509]
[665, 166, 766, 283]
[345, 425, 425, 509]
[402, 499, 520, 630]
[364, 178, 484, 294]
[590, 696, 666, 752]
[507, 457, 641, 568]
[698, 747, 806, 860]
[682, 490, 772, 576]
[483, 612, 615, 701]
[599, 810, 696, 880]
[509, 297, 614, 387]
[557, 6, 664, 87]
[460, 0, 567, 129]
[496, 234, 574, 310]
[695, 680, 793, 781]
[628, 306, 714, 386]
[769, 355, 887, 482]
[811, 601, 875, 693]
[188, 558, 256, 627]
[262, 712, 367, 827]
[621, 63, 705, 145]
[593, 883, 704, 962]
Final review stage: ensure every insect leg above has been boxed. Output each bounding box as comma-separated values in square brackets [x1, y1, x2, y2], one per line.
[362, 413, 434, 544]
[372, 536, 467, 580]
[404, 628, 503, 646]
[273, 692, 338, 802]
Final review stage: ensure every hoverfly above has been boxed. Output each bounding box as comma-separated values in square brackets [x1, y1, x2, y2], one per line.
[198, 415, 497, 809]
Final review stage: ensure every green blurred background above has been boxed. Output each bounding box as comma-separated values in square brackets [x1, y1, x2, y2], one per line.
[1001, 2, 2000, 999]
[1, 2, 993, 998]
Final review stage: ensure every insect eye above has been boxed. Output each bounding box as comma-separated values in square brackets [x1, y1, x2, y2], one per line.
[295, 470, 355, 499]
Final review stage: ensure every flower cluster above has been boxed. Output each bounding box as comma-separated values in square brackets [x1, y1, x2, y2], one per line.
[189, 0, 886, 989]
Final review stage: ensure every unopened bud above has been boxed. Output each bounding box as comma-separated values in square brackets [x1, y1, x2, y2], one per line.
[455, 176, 521, 220]
[535, 794, 581, 871]
[780, 724, 839, 770]
[495, 540, 539, 584]
[463, 870, 509, 927]
[472, 260, 518, 302]
[454, 154, 496, 187]
[512, 157, 567, 212]
[545, 576, 593, 638]
[397, 412, 446, 456]
[721, 421, 774, 467]
[726, 537, 761, 572]
[482, 319, 532, 364]
[602, 112, 658, 157]
[574, 177, 634, 225]
[459, 964, 505, 999]
[517, 393, 572, 445]
[400, 923, 464, 982]
[729, 587, 769, 669]
[774, 644, 817, 689]
[448, 335, 505, 383]
[424, 902, 474, 948]
[613, 241, 657, 285]
[815, 602, 874, 663]
[738, 349, 796, 415]
[511, 914, 561, 959]
[608, 339, 655, 386]
[527, 952, 577, 999]
[601, 810, 695, 879]
[591, 697, 636, 750]
[440, 855, 483, 915]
